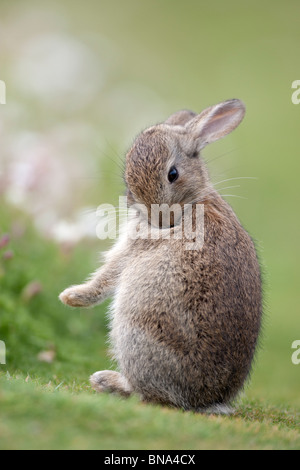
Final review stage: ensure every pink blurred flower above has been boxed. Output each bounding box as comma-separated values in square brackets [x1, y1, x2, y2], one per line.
[0, 234, 10, 249]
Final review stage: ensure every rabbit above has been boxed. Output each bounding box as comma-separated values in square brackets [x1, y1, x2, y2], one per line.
[59, 99, 262, 414]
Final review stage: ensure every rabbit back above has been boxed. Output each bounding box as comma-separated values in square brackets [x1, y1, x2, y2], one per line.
[109, 198, 262, 410]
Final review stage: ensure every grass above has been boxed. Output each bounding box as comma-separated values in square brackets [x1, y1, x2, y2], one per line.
[0, 375, 299, 450]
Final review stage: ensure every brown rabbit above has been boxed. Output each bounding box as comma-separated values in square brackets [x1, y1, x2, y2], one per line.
[59, 99, 262, 414]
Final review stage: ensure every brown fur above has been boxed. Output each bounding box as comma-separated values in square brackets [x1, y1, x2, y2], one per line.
[60, 99, 262, 413]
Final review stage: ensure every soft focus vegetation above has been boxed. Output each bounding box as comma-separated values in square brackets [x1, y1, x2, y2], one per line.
[0, 0, 299, 450]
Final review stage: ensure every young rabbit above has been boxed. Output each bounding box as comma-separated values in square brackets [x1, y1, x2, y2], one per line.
[60, 99, 262, 414]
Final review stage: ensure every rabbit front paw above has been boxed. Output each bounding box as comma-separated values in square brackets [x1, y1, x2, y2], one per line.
[59, 286, 93, 307]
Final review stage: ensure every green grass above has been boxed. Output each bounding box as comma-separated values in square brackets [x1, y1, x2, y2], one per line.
[0, 375, 299, 450]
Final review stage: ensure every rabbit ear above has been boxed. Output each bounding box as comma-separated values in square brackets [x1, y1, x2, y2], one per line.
[165, 109, 197, 126]
[186, 99, 245, 149]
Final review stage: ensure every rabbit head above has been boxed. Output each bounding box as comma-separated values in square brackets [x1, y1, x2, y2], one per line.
[125, 99, 245, 227]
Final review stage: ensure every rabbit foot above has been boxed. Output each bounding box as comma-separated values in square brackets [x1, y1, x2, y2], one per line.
[59, 286, 98, 307]
[90, 370, 133, 397]
[204, 403, 234, 415]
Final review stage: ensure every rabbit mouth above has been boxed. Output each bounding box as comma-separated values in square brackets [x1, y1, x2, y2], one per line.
[152, 212, 175, 229]
[127, 197, 184, 230]
[147, 207, 183, 229]
[131, 207, 180, 229]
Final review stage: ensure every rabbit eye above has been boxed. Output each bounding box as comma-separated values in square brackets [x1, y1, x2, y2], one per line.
[168, 166, 179, 183]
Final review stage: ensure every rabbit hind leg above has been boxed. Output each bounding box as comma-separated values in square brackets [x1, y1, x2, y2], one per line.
[90, 370, 133, 397]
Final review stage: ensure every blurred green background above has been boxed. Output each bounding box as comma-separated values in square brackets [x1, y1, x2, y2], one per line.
[0, 0, 299, 449]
